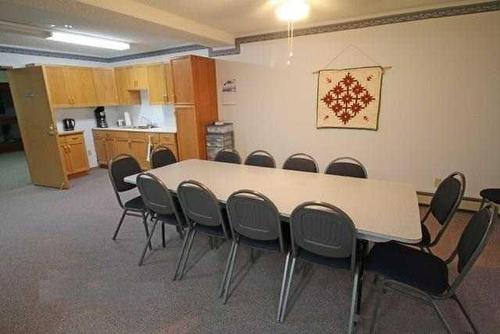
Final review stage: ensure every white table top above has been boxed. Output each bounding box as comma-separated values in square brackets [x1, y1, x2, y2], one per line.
[124, 159, 422, 243]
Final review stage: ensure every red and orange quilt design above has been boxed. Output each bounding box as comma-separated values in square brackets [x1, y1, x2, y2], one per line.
[316, 66, 383, 130]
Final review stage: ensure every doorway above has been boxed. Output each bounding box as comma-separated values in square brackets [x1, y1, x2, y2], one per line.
[0, 69, 30, 192]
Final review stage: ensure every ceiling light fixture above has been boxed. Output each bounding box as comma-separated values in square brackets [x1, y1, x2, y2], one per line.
[47, 31, 130, 50]
[275, 0, 310, 65]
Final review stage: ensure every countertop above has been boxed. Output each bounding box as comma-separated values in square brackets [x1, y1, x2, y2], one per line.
[58, 130, 84, 136]
[92, 127, 176, 134]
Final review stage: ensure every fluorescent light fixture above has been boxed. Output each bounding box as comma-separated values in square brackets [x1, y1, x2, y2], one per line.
[47, 31, 130, 50]
[276, 0, 310, 22]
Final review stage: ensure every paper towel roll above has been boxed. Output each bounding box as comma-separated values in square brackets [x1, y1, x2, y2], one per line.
[124, 112, 132, 126]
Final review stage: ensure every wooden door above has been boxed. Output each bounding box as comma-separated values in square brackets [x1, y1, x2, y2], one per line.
[129, 132, 148, 169]
[147, 64, 167, 104]
[175, 105, 200, 160]
[115, 67, 140, 105]
[7, 67, 68, 188]
[171, 56, 195, 104]
[58, 136, 72, 174]
[165, 62, 175, 103]
[133, 65, 148, 90]
[65, 67, 97, 106]
[93, 68, 118, 105]
[44, 66, 71, 106]
[93, 131, 108, 165]
[109, 132, 130, 159]
[65, 134, 89, 174]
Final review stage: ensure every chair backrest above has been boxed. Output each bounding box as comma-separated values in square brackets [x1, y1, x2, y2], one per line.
[325, 157, 367, 178]
[290, 202, 356, 259]
[177, 180, 228, 234]
[227, 190, 285, 251]
[429, 172, 466, 225]
[282, 153, 319, 173]
[108, 154, 141, 193]
[136, 172, 176, 216]
[448, 205, 497, 294]
[214, 149, 242, 164]
[244, 150, 276, 168]
[151, 145, 177, 169]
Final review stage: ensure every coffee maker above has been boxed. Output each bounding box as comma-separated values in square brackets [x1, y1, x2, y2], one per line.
[94, 106, 108, 128]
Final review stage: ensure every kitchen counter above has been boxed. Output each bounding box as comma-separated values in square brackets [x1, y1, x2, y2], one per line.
[92, 127, 176, 133]
[58, 130, 84, 135]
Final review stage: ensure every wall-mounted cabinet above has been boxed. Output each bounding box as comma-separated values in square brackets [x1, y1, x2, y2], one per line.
[45, 66, 97, 108]
[92, 68, 119, 106]
[147, 63, 174, 105]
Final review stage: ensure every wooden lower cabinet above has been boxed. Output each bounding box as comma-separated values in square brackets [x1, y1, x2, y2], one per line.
[93, 129, 178, 170]
[58, 132, 90, 177]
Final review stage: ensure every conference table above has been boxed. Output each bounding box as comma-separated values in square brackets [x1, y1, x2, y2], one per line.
[124, 158, 422, 316]
[124, 159, 422, 243]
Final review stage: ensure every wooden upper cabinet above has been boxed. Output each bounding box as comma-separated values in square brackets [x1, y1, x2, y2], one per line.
[65, 67, 97, 106]
[92, 68, 118, 106]
[165, 63, 175, 103]
[147, 64, 168, 105]
[171, 57, 195, 104]
[115, 65, 148, 90]
[114, 67, 140, 105]
[44, 66, 96, 107]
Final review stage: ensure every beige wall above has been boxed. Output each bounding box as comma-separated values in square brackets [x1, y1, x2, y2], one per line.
[215, 11, 500, 197]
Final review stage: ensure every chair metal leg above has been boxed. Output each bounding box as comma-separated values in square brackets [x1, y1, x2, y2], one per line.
[142, 212, 152, 251]
[222, 241, 239, 304]
[348, 261, 361, 334]
[177, 229, 196, 280]
[138, 218, 159, 266]
[430, 299, 452, 334]
[479, 197, 486, 210]
[219, 241, 236, 298]
[356, 240, 368, 315]
[279, 256, 297, 322]
[452, 295, 478, 334]
[173, 228, 192, 281]
[369, 277, 385, 334]
[277, 252, 291, 322]
[161, 223, 166, 248]
[112, 209, 127, 240]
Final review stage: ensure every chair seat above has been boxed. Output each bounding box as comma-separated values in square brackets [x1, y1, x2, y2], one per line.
[124, 196, 146, 211]
[297, 248, 351, 270]
[157, 213, 179, 226]
[366, 242, 449, 295]
[194, 224, 226, 237]
[480, 188, 500, 204]
[238, 235, 286, 252]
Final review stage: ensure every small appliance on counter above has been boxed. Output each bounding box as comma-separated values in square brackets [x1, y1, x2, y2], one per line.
[94, 106, 108, 128]
[62, 118, 75, 131]
[116, 119, 126, 127]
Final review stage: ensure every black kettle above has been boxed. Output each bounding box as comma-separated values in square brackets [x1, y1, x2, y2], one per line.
[63, 118, 75, 131]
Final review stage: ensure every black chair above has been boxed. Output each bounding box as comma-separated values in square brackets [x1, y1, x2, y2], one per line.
[279, 202, 360, 334]
[366, 205, 497, 334]
[136, 173, 185, 266]
[406, 172, 465, 253]
[479, 188, 500, 208]
[221, 190, 288, 308]
[214, 149, 242, 164]
[282, 153, 319, 173]
[244, 150, 276, 168]
[108, 154, 151, 249]
[325, 156, 368, 178]
[151, 145, 177, 169]
[173, 180, 232, 281]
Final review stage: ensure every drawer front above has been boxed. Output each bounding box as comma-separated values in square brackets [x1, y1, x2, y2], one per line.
[159, 133, 176, 145]
[129, 132, 147, 141]
[66, 134, 83, 145]
[108, 131, 129, 140]
[93, 131, 106, 139]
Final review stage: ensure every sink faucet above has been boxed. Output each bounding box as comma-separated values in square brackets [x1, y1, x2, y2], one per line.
[138, 115, 154, 127]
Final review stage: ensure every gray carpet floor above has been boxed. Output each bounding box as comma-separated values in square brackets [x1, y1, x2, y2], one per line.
[0, 168, 499, 333]
[0, 151, 30, 192]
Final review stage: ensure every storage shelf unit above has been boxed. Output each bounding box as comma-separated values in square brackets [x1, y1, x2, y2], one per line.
[206, 123, 234, 160]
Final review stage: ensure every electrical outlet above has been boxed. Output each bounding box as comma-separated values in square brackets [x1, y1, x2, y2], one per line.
[433, 178, 442, 187]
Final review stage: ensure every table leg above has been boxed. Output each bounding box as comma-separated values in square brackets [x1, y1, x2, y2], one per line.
[356, 239, 368, 315]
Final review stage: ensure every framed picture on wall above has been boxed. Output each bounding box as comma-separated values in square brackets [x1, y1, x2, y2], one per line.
[316, 66, 383, 130]
[221, 79, 237, 105]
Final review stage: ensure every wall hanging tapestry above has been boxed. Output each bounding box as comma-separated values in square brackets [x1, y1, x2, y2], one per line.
[316, 66, 383, 130]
